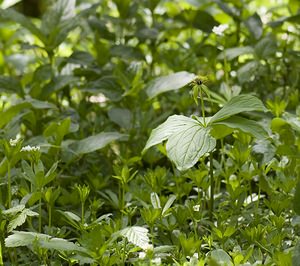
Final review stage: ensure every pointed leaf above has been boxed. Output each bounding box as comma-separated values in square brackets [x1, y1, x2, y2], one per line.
[69, 132, 126, 155]
[150, 192, 161, 209]
[146, 71, 196, 98]
[209, 94, 267, 124]
[162, 195, 176, 216]
[0, 8, 44, 41]
[143, 115, 198, 152]
[244, 13, 263, 40]
[217, 46, 254, 61]
[118, 226, 150, 250]
[213, 116, 268, 139]
[166, 126, 216, 171]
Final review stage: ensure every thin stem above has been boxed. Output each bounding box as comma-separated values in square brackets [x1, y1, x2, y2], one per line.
[48, 204, 52, 228]
[199, 89, 206, 126]
[38, 194, 42, 233]
[209, 152, 214, 222]
[81, 201, 85, 225]
[7, 161, 11, 209]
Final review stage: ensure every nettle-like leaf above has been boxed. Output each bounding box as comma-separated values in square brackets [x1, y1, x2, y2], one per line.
[117, 226, 150, 250]
[146, 71, 196, 99]
[5, 231, 87, 253]
[144, 94, 268, 171]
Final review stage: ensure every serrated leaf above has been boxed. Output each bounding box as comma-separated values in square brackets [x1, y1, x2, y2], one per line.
[146, 71, 196, 98]
[7, 209, 38, 232]
[3, 205, 25, 215]
[143, 115, 198, 152]
[166, 126, 216, 171]
[118, 226, 150, 250]
[209, 94, 268, 124]
[213, 116, 268, 139]
[5, 231, 87, 253]
[150, 192, 161, 209]
[69, 132, 126, 155]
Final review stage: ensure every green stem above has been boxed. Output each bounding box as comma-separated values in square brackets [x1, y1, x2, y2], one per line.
[39, 193, 42, 233]
[7, 161, 11, 209]
[199, 89, 206, 126]
[209, 152, 214, 222]
[48, 204, 52, 228]
[81, 201, 85, 225]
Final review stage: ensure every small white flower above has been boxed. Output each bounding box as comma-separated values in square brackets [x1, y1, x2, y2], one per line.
[151, 257, 161, 265]
[138, 251, 146, 259]
[21, 145, 40, 152]
[9, 138, 19, 147]
[212, 24, 229, 36]
[193, 205, 200, 212]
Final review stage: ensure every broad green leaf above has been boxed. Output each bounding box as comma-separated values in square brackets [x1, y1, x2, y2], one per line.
[0, 8, 44, 41]
[111, 45, 144, 60]
[108, 108, 132, 129]
[252, 140, 276, 165]
[209, 94, 268, 124]
[150, 192, 161, 209]
[162, 195, 176, 216]
[143, 115, 198, 152]
[217, 46, 254, 61]
[244, 13, 263, 40]
[210, 249, 233, 265]
[293, 241, 300, 266]
[0, 76, 23, 95]
[166, 126, 216, 171]
[237, 61, 258, 84]
[41, 75, 78, 99]
[69, 132, 126, 155]
[40, 0, 77, 50]
[213, 116, 268, 139]
[118, 226, 150, 250]
[190, 10, 219, 32]
[0, 103, 29, 129]
[146, 71, 196, 99]
[255, 36, 277, 59]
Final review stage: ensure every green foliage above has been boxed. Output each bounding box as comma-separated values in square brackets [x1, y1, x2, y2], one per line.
[0, 0, 299, 265]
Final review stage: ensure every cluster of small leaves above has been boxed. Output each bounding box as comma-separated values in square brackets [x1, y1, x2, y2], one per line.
[0, 0, 299, 265]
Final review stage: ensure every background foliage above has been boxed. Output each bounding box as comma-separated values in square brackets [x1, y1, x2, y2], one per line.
[0, 0, 299, 265]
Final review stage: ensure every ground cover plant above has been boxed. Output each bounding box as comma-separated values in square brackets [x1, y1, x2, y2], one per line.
[0, 0, 299, 265]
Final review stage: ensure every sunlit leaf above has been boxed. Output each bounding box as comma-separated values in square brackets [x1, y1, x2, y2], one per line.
[166, 125, 216, 171]
[118, 226, 150, 250]
[143, 115, 198, 152]
[209, 94, 268, 124]
[213, 116, 268, 139]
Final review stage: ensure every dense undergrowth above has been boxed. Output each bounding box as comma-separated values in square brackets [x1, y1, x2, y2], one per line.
[0, 0, 300, 265]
